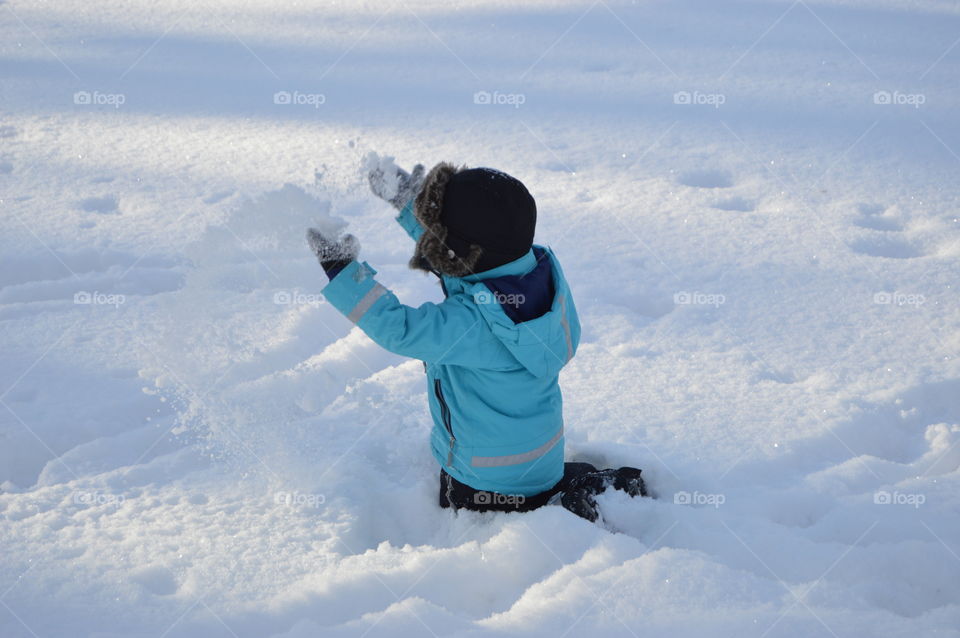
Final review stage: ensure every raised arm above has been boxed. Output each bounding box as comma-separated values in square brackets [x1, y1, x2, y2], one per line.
[305, 226, 511, 367]
[321, 260, 510, 366]
[394, 200, 423, 242]
[366, 154, 426, 241]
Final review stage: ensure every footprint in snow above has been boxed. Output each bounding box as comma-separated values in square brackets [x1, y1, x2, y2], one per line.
[853, 203, 903, 232]
[77, 195, 119, 214]
[849, 236, 925, 259]
[828, 378, 960, 468]
[849, 203, 927, 259]
[130, 566, 179, 596]
[678, 169, 733, 188]
[712, 196, 755, 212]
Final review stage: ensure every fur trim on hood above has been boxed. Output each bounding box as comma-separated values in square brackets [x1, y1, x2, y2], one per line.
[409, 162, 483, 277]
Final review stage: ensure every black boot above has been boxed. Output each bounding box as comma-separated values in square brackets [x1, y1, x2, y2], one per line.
[613, 466, 647, 498]
[559, 466, 646, 522]
[560, 485, 601, 522]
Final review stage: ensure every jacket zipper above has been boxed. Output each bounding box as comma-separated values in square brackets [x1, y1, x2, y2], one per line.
[434, 378, 455, 467]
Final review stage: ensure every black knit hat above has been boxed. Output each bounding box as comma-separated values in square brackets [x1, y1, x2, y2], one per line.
[411, 164, 537, 276]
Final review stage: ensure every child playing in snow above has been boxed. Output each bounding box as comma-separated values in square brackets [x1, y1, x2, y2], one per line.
[306, 158, 646, 522]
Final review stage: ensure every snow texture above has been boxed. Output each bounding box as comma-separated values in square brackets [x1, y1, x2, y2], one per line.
[1, 1, 959, 637]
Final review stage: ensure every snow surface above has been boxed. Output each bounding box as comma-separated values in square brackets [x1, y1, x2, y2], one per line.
[2, 0, 959, 636]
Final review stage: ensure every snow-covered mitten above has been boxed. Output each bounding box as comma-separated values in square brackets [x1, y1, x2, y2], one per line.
[367, 158, 426, 210]
[306, 228, 360, 280]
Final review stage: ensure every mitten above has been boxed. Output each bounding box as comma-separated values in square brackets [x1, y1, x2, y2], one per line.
[306, 228, 360, 280]
[368, 161, 425, 210]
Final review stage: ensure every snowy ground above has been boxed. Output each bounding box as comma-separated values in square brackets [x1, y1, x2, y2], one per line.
[2, 0, 959, 636]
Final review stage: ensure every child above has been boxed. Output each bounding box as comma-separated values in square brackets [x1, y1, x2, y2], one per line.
[306, 158, 646, 522]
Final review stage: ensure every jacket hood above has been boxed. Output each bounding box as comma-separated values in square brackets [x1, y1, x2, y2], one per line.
[447, 245, 580, 378]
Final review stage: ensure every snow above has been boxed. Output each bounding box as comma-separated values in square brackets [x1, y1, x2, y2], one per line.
[1, 0, 959, 636]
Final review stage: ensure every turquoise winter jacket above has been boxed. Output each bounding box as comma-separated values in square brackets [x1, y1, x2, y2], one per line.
[321, 202, 581, 496]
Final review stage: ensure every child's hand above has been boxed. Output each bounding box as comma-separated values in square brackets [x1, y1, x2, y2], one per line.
[306, 228, 360, 279]
[368, 160, 425, 210]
